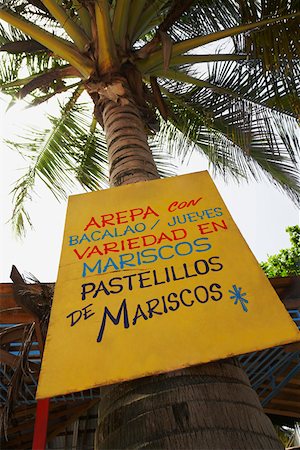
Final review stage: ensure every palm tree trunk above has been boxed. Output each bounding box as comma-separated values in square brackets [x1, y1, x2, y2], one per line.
[88, 76, 159, 187]
[96, 360, 282, 450]
[91, 77, 282, 450]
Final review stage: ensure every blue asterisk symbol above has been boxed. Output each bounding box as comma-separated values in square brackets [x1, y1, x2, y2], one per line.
[229, 285, 249, 312]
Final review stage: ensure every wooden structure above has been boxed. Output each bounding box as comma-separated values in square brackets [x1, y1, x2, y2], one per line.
[0, 271, 299, 449]
[240, 277, 300, 421]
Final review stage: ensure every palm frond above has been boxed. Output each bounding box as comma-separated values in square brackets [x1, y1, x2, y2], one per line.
[17, 66, 80, 99]
[8, 88, 86, 235]
[158, 106, 251, 180]
[0, 21, 74, 90]
[40, 0, 90, 51]
[5, 0, 62, 30]
[74, 117, 108, 190]
[233, 0, 299, 72]
[23, 80, 81, 107]
[159, 58, 300, 120]
[1, 0, 300, 236]
[131, 0, 171, 44]
[167, 0, 240, 42]
[0, 39, 46, 54]
[0, 6, 93, 77]
[0, 53, 23, 90]
[159, 82, 300, 204]
[149, 137, 179, 178]
[204, 59, 300, 118]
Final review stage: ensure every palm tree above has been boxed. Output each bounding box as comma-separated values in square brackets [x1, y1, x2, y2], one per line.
[1, 1, 299, 448]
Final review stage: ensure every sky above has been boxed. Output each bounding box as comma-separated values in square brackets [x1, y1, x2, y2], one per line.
[0, 96, 299, 283]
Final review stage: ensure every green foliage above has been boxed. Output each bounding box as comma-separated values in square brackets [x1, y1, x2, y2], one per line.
[261, 226, 300, 277]
[0, 0, 300, 234]
[274, 423, 300, 448]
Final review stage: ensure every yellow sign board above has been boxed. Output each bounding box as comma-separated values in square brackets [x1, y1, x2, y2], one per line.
[37, 171, 299, 398]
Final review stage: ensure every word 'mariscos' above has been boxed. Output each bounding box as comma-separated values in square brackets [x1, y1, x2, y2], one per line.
[96, 282, 223, 342]
[81, 238, 212, 276]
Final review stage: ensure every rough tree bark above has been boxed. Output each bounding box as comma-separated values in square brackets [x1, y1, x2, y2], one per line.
[96, 360, 282, 449]
[90, 77, 282, 450]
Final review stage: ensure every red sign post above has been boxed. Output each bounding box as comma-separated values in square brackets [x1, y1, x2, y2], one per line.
[32, 398, 50, 450]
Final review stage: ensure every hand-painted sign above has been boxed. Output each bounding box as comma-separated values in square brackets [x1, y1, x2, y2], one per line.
[36, 171, 300, 398]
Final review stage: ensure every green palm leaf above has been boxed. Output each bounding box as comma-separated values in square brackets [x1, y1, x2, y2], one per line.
[1, 0, 299, 234]
[158, 79, 300, 203]
[8, 89, 86, 235]
[74, 117, 108, 191]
